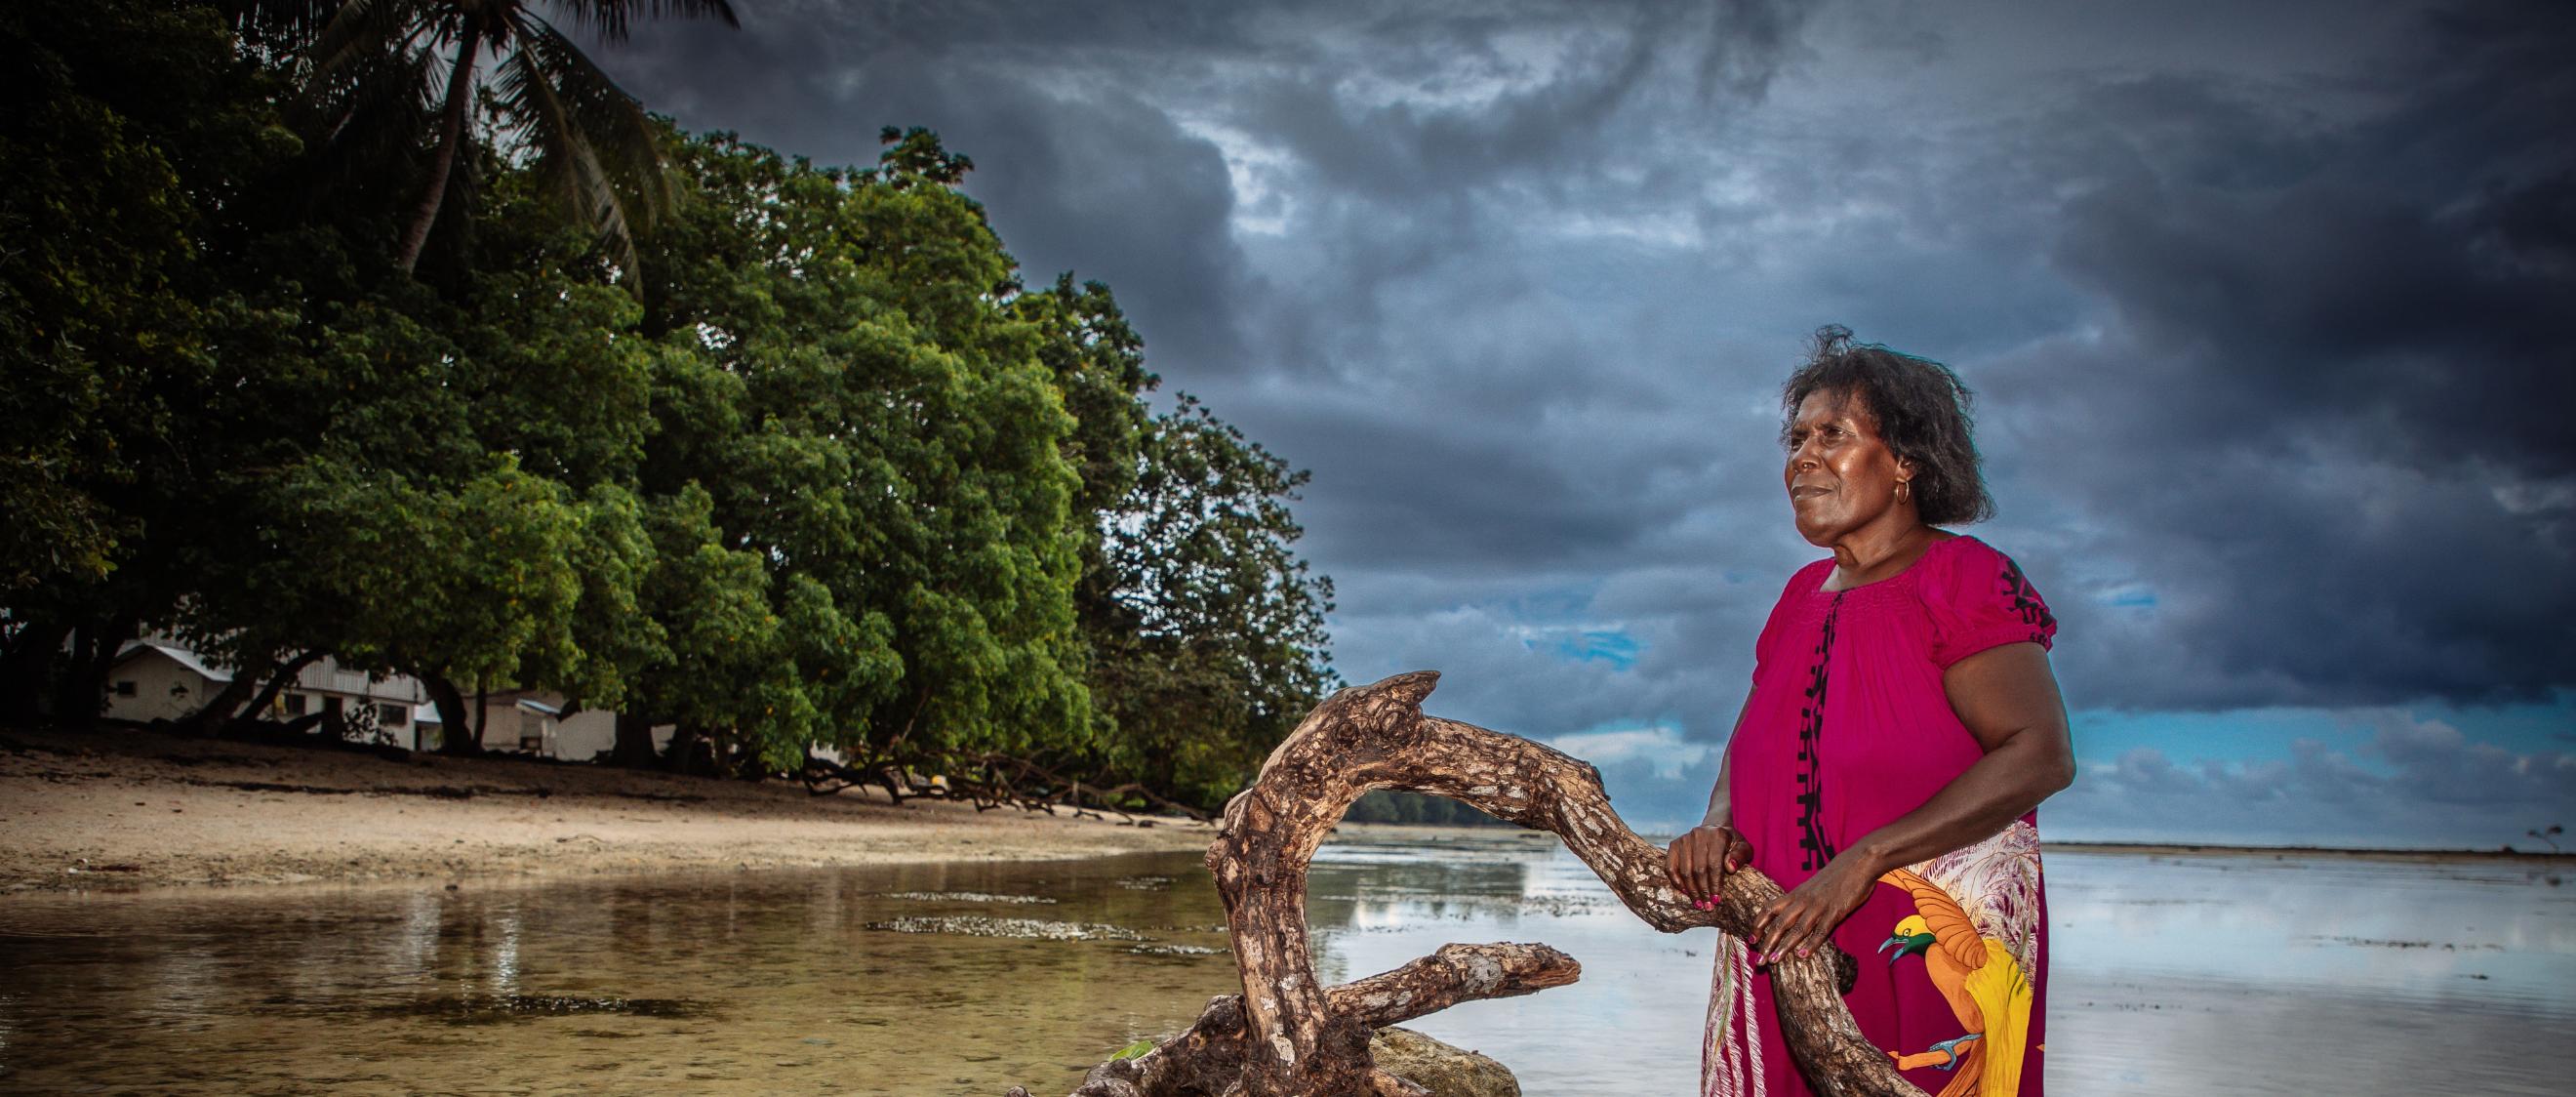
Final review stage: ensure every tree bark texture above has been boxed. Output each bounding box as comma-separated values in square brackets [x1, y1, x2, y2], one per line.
[176, 652, 271, 738]
[1026, 942, 1580, 1097]
[227, 650, 324, 736]
[1035, 670, 1925, 1097]
[396, 28, 480, 273]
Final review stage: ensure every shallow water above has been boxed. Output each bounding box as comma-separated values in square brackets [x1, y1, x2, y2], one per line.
[1, 838, 2567, 1095]
[1308, 837, 2576, 1096]
[0, 855, 1239, 1095]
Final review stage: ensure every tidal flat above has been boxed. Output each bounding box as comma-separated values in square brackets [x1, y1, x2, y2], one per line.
[0, 832, 2565, 1095]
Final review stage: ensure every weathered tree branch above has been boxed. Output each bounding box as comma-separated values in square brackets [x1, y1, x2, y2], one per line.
[1022, 942, 1581, 1097]
[1034, 670, 1927, 1097]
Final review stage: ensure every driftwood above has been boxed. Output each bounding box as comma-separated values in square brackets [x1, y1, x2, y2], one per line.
[1027, 670, 1927, 1097]
[1024, 943, 1581, 1097]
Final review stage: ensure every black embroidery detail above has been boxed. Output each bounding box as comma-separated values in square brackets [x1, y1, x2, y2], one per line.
[1998, 556, 2054, 642]
[1794, 592, 1843, 872]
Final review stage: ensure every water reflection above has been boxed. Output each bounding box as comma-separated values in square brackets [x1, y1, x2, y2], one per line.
[1304, 835, 2576, 1097]
[0, 855, 1239, 1095]
[0, 840, 2567, 1095]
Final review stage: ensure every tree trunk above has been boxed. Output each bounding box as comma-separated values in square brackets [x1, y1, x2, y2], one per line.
[394, 29, 480, 273]
[612, 709, 659, 768]
[0, 618, 70, 724]
[423, 673, 480, 756]
[229, 650, 325, 735]
[664, 723, 711, 774]
[1032, 670, 1923, 1097]
[177, 651, 274, 738]
[53, 614, 137, 727]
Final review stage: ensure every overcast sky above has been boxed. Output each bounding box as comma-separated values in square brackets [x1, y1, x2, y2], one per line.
[602, 0, 2573, 848]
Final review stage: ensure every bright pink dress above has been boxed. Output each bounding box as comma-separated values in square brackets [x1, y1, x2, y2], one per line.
[1704, 535, 2056, 1097]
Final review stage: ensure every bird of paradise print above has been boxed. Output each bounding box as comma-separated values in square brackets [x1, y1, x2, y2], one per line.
[1875, 821, 2042, 1097]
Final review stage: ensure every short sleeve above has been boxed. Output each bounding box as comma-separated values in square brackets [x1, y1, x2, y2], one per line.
[1925, 539, 2058, 670]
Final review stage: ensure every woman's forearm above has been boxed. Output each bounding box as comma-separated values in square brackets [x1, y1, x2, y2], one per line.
[1846, 642, 2073, 873]
[1700, 748, 1734, 827]
[1840, 725, 2073, 876]
[1698, 696, 1750, 828]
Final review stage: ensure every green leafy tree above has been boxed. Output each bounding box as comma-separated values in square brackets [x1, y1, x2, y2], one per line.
[0, 0, 306, 721]
[3, 3, 1338, 815]
[620, 127, 1089, 774]
[1082, 394, 1338, 808]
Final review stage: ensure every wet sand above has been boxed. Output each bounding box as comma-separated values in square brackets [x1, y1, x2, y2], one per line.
[0, 723, 1213, 894]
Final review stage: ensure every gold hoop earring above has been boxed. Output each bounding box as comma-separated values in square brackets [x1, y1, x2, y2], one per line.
[1897, 480, 1912, 505]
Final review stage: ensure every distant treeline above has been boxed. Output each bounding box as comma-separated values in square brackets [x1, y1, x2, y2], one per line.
[1341, 791, 1513, 828]
[0, 0, 1333, 811]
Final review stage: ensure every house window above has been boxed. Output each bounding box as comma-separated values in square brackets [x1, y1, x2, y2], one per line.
[380, 704, 409, 727]
[324, 696, 344, 719]
[282, 693, 307, 714]
[113, 680, 138, 697]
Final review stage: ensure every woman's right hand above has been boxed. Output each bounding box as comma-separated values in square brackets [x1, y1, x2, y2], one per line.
[1665, 823, 1752, 907]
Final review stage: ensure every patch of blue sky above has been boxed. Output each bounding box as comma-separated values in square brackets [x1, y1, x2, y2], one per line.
[1535, 628, 1640, 670]
[2072, 693, 2575, 774]
[2095, 584, 2158, 609]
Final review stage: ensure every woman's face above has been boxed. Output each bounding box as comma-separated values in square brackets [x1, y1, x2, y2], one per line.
[1783, 389, 1912, 547]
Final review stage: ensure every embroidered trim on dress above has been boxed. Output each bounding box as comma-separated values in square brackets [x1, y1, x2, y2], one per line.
[1793, 592, 1842, 872]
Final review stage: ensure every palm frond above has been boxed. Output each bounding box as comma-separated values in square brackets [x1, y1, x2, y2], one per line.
[492, 28, 647, 281]
[547, 0, 742, 45]
[286, 37, 441, 216]
[216, 0, 343, 63]
[310, 0, 436, 89]
[291, 20, 438, 143]
[517, 15, 677, 216]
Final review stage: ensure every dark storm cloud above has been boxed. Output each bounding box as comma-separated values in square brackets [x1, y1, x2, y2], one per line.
[1978, 0, 2576, 708]
[597, 0, 2574, 765]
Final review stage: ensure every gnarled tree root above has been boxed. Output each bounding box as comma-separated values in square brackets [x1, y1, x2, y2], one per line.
[1019, 943, 1581, 1097]
[1026, 670, 1925, 1097]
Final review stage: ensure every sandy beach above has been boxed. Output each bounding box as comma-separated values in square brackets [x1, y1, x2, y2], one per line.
[0, 723, 1214, 894]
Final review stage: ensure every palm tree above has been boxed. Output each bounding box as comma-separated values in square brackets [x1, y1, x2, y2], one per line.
[248, 0, 740, 275]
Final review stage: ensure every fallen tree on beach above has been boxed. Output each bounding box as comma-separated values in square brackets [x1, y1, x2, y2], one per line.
[1016, 670, 1929, 1097]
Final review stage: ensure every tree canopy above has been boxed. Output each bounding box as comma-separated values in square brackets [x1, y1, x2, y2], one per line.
[0, 0, 1334, 814]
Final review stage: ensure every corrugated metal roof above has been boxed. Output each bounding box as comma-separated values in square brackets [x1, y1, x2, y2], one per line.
[113, 641, 233, 684]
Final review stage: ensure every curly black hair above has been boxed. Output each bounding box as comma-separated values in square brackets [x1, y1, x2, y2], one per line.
[1780, 325, 1995, 526]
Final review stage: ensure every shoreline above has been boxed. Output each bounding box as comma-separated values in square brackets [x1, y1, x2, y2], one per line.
[1321, 822, 2576, 865]
[0, 722, 1213, 897]
[9, 723, 2561, 899]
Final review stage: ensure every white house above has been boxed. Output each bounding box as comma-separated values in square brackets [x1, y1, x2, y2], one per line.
[107, 641, 437, 747]
[102, 641, 234, 724]
[103, 639, 666, 761]
[463, 688, 645, 761]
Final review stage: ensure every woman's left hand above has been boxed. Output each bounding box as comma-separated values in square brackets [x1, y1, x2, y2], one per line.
[1750, 851, 1881, 965]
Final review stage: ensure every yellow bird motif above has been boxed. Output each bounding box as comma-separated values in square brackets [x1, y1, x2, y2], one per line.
[1877, 866, 2033, 1097]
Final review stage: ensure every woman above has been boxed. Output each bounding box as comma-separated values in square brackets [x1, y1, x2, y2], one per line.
[1667, 327, 2074, 1097]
